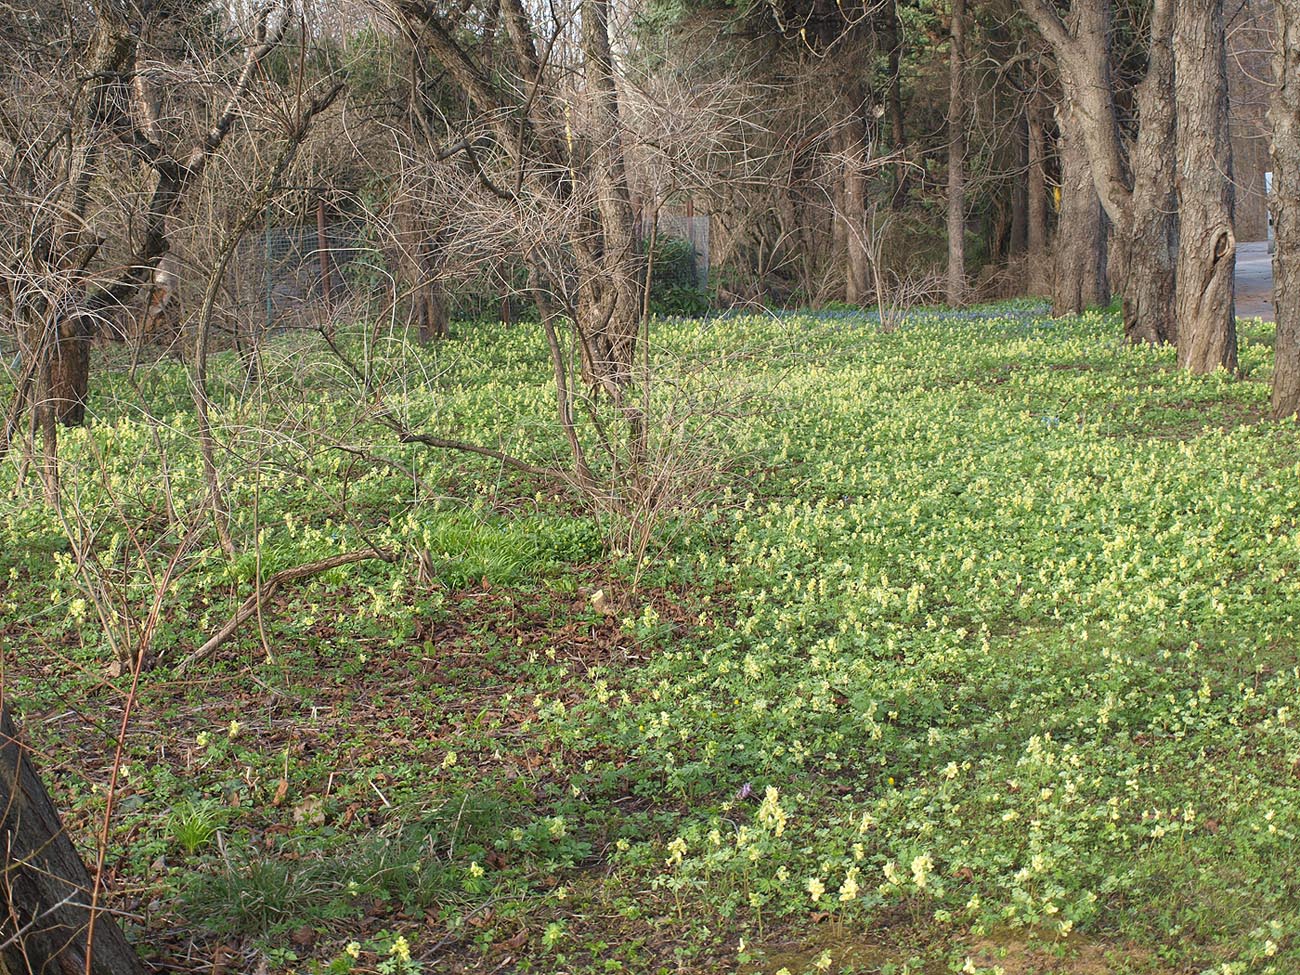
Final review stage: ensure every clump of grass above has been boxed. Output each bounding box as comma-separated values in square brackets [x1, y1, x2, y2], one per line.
[186, 853, 340, 934]
[416, 510, 600, 588]
[183, 795, 508, 939]
[168, 800, 225, 856]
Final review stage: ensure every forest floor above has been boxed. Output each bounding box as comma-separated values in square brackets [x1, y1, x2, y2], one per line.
[2, 304, 1299, 975]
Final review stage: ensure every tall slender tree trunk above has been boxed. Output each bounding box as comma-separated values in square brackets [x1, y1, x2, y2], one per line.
[843, 116, 871, 304]
[1027, 90, 1050, 296]
[883, 0, 910, 207]
[1173, 0, 1238, 373]
[1271, 0, 1300, 416]
[578, 0, 642, 396]
[1053, 103, 1108, 314]
[1010, 110, 1029, 258]
[0, 705, 146, 975]
[946, 0, 967, 307]
[1119, 6, 1179, 346]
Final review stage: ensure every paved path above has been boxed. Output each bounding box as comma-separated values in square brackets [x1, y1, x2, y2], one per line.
[1235, 239, 1275, 321]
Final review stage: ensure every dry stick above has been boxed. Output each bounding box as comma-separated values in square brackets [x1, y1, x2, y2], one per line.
[172, 549, 393, 676]
[330, 444, 441, 499]
[396, 432, 550, 477]
[81, 514, 203, 975]
[312, 323, 549, 480]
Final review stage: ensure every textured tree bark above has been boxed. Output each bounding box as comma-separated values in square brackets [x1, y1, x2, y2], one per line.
[1116, 202, 1178, 345]
[1017, 0, 1177, 339]
[1271, 0, 1300, 416]
[46, 317, 91, 427]
[1173, 0, 1238, 374]
[946, 0, 967, 307]
[1120, 3, 1178, 346]
[1053, 103, 1108, 314]
[0, 705, 146, 975]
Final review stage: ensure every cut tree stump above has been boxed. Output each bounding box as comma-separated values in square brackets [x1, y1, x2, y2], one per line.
[0, 704, 145, 975]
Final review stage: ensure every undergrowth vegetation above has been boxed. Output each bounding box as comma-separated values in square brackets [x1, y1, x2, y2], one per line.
[2, 305, 1299, 974]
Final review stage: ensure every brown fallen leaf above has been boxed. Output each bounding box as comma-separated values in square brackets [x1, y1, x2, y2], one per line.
[210, 943, 232, 975]
[499, 929, 528, 951]
[271, 779, 289, 807]
[292, 796, 325, 825]
[290, 925, 316, 947]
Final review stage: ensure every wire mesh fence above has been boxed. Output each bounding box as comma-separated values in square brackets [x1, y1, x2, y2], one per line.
[233, 213, 380, 328]
[231, 209, 711, 331]
[654, 213, 710, 286]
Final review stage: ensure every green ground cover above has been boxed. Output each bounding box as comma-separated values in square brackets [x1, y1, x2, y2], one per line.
[2, 304, 1299, 974]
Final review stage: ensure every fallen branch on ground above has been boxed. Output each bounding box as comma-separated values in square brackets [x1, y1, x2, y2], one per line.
[173, 548, 394, 676]
[397, 432, 552, 477]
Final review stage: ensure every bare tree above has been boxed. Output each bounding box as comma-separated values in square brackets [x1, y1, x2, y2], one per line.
[1173, 0, 1238, 373]
[947, 0, 968, 307]
[0, 0, 318, 508]
[1272, 0, 1300, 415]
[0, 704, 146, 975]
[1017, 0, 1176, 335]
[1053, 93, 1109, 313]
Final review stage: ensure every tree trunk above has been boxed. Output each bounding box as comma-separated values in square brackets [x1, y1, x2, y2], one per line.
[1053, 102, 1108, 314]
[0, 705, 146, 975]
[578, 0, 642, 395]
[1120, 3, 1179, 346]
[1010, 109, 1029, 258]
[1271, 0, 1300, 416]
[842, 116, 871, 304]
[46, 316, 90, 428]
[1173, 0, 1238, 373]
[946, 0, 967, 307]
[393, 195, 449, 345]
[1018, 0, 1178, 340]
[415, 278, 449, 343]
[883, 0, 910, 207]
[1117, 202, 1178, 345]
[409, 238, 448, 343]
[1027, 90, 1050, 296]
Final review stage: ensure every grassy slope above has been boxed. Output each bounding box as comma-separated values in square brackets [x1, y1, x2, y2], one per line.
[1, 305, 1299, 975]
